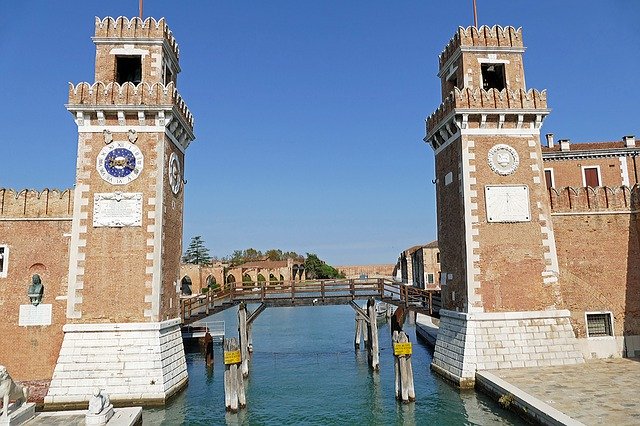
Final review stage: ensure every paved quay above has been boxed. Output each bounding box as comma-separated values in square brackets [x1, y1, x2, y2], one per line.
[478, 358, 640, 425]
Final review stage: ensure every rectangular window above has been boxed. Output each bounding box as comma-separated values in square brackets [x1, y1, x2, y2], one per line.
[427, 273, 434, 284]
[116, 56, 142, 85]
[544, 168, 555, 189]
[436, 252, 440, 263]
[582, 166, 601, 187]
[481, 63, 506, 91]
[0, 245, 7, 278]
[586, 312, 613, 337]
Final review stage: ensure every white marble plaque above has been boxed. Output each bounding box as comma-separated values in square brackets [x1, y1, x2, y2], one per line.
[19, 304, 52, 326]
[93, 192, 143, 227]
[485, 185, 531, 223]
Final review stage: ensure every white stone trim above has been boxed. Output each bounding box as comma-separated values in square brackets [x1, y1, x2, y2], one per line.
[460, 128, 541, 136]
[109, 45, 149, 57]
[462, 139, 482, 312]
[66, 181, 90, 319]
[147, 136, 166, 321]
[0, 244, 8, 278]
[620, 156, 630, 186]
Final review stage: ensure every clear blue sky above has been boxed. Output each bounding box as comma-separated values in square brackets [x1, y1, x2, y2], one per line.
[1, 1, 638, 265]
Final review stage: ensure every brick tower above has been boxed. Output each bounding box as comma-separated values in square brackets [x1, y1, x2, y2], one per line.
[424, 26, 582, 387]
[46, 17, 194, 406]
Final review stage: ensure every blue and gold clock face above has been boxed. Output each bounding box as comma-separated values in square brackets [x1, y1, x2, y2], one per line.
[96, 141, 144, 185]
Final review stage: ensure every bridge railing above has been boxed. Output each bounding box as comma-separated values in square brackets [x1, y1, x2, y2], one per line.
[381, 279, 440, 316]
[229, 278, 384, 302]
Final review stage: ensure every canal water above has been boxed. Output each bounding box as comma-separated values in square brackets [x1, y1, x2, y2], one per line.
[144, 305, 524, 425]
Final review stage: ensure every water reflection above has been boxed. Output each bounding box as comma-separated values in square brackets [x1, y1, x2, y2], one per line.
[144, 305, 523, 425]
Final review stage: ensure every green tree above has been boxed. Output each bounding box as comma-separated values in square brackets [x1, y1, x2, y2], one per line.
[304, 253, 345, 279]
[182, 236, 212, 265]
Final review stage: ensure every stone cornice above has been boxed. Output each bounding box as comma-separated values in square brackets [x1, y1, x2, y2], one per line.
[542, 148, 640, 161]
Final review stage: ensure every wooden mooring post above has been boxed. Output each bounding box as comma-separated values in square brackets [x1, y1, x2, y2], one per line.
[223, 337, 246, 412]
[393, 331, 415, 402]
[238, 302, 249, 377]
[354, 313, 368, 349]
[366, 298, 380, 370]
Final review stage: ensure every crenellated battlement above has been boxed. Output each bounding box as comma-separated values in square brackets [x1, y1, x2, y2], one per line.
[68, 81, 193, 129]
[439, 25, 523, 68]
[0, 188, 73, 218]
[549, 185, 640, 213]
[426, 87, 547, 134]
[94, 16, 179, 59]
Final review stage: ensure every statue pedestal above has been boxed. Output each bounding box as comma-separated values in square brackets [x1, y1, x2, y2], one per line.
[0, 402, 35, 426]
[85, 404, 114, 425]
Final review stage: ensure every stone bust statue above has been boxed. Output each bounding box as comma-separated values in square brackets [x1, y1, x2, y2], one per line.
[27, 274, 44, 306]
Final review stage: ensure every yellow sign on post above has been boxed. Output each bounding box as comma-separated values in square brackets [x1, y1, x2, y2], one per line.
[393, 342, 412, 356]
[224, 350, 241, 365]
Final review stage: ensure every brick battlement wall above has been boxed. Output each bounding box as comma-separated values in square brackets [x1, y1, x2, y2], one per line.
[68, 82, 193, 129]
[0, 188, 73, 218]
[439, 25, 523, 68]
[426, 87, 547, 134]
[549, 185, 639, 213]
[95, 17, 179, 59]
[550, 185, 640, 339]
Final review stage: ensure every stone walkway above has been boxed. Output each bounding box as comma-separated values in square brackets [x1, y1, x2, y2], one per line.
[485, 358, 640, 425]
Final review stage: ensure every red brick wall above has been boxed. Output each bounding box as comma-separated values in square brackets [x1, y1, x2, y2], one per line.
[435, 139, 467, 311]
[545, 156, 628, 188]
[0, 219, 71, 380]
[160, 139, 185, 320]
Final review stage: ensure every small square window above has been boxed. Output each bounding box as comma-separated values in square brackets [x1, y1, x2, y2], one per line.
[481, 63, 506, 91]
[586, 312, 613, 337]
[0, 245, 8, 278]
[427, 273, 434, 284]
[116, 56, 142, 85]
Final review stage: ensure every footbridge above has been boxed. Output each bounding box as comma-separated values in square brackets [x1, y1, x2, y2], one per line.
[180, 278, 441, 325]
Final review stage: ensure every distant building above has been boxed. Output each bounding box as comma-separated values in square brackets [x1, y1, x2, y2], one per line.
[335, 264, 395, 280]
[394, 241, 440, 290]
[179, 257, 306, 294]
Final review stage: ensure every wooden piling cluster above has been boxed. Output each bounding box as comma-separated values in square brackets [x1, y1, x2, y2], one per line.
[393, 331, 415, 402]
[223, 337, 246, 412]
[354, 314, 368, 349]
[350, 298, 379, 370]
[366, 298, 380, 370]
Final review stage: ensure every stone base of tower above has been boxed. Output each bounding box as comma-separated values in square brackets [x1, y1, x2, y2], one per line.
[44, 319, 187, 408]
[431, 309, 584, 388]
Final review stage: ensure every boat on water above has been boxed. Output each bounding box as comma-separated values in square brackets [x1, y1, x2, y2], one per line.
[375, 302, 396, 324]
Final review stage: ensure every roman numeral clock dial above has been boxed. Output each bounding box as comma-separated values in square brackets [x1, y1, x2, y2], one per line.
[96, 141, 144, 185]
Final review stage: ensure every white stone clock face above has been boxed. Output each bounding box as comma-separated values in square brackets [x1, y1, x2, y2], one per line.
[96, 141, 144, 185]
[169, 152, 182, 195]
[488, 144, 519, 176]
